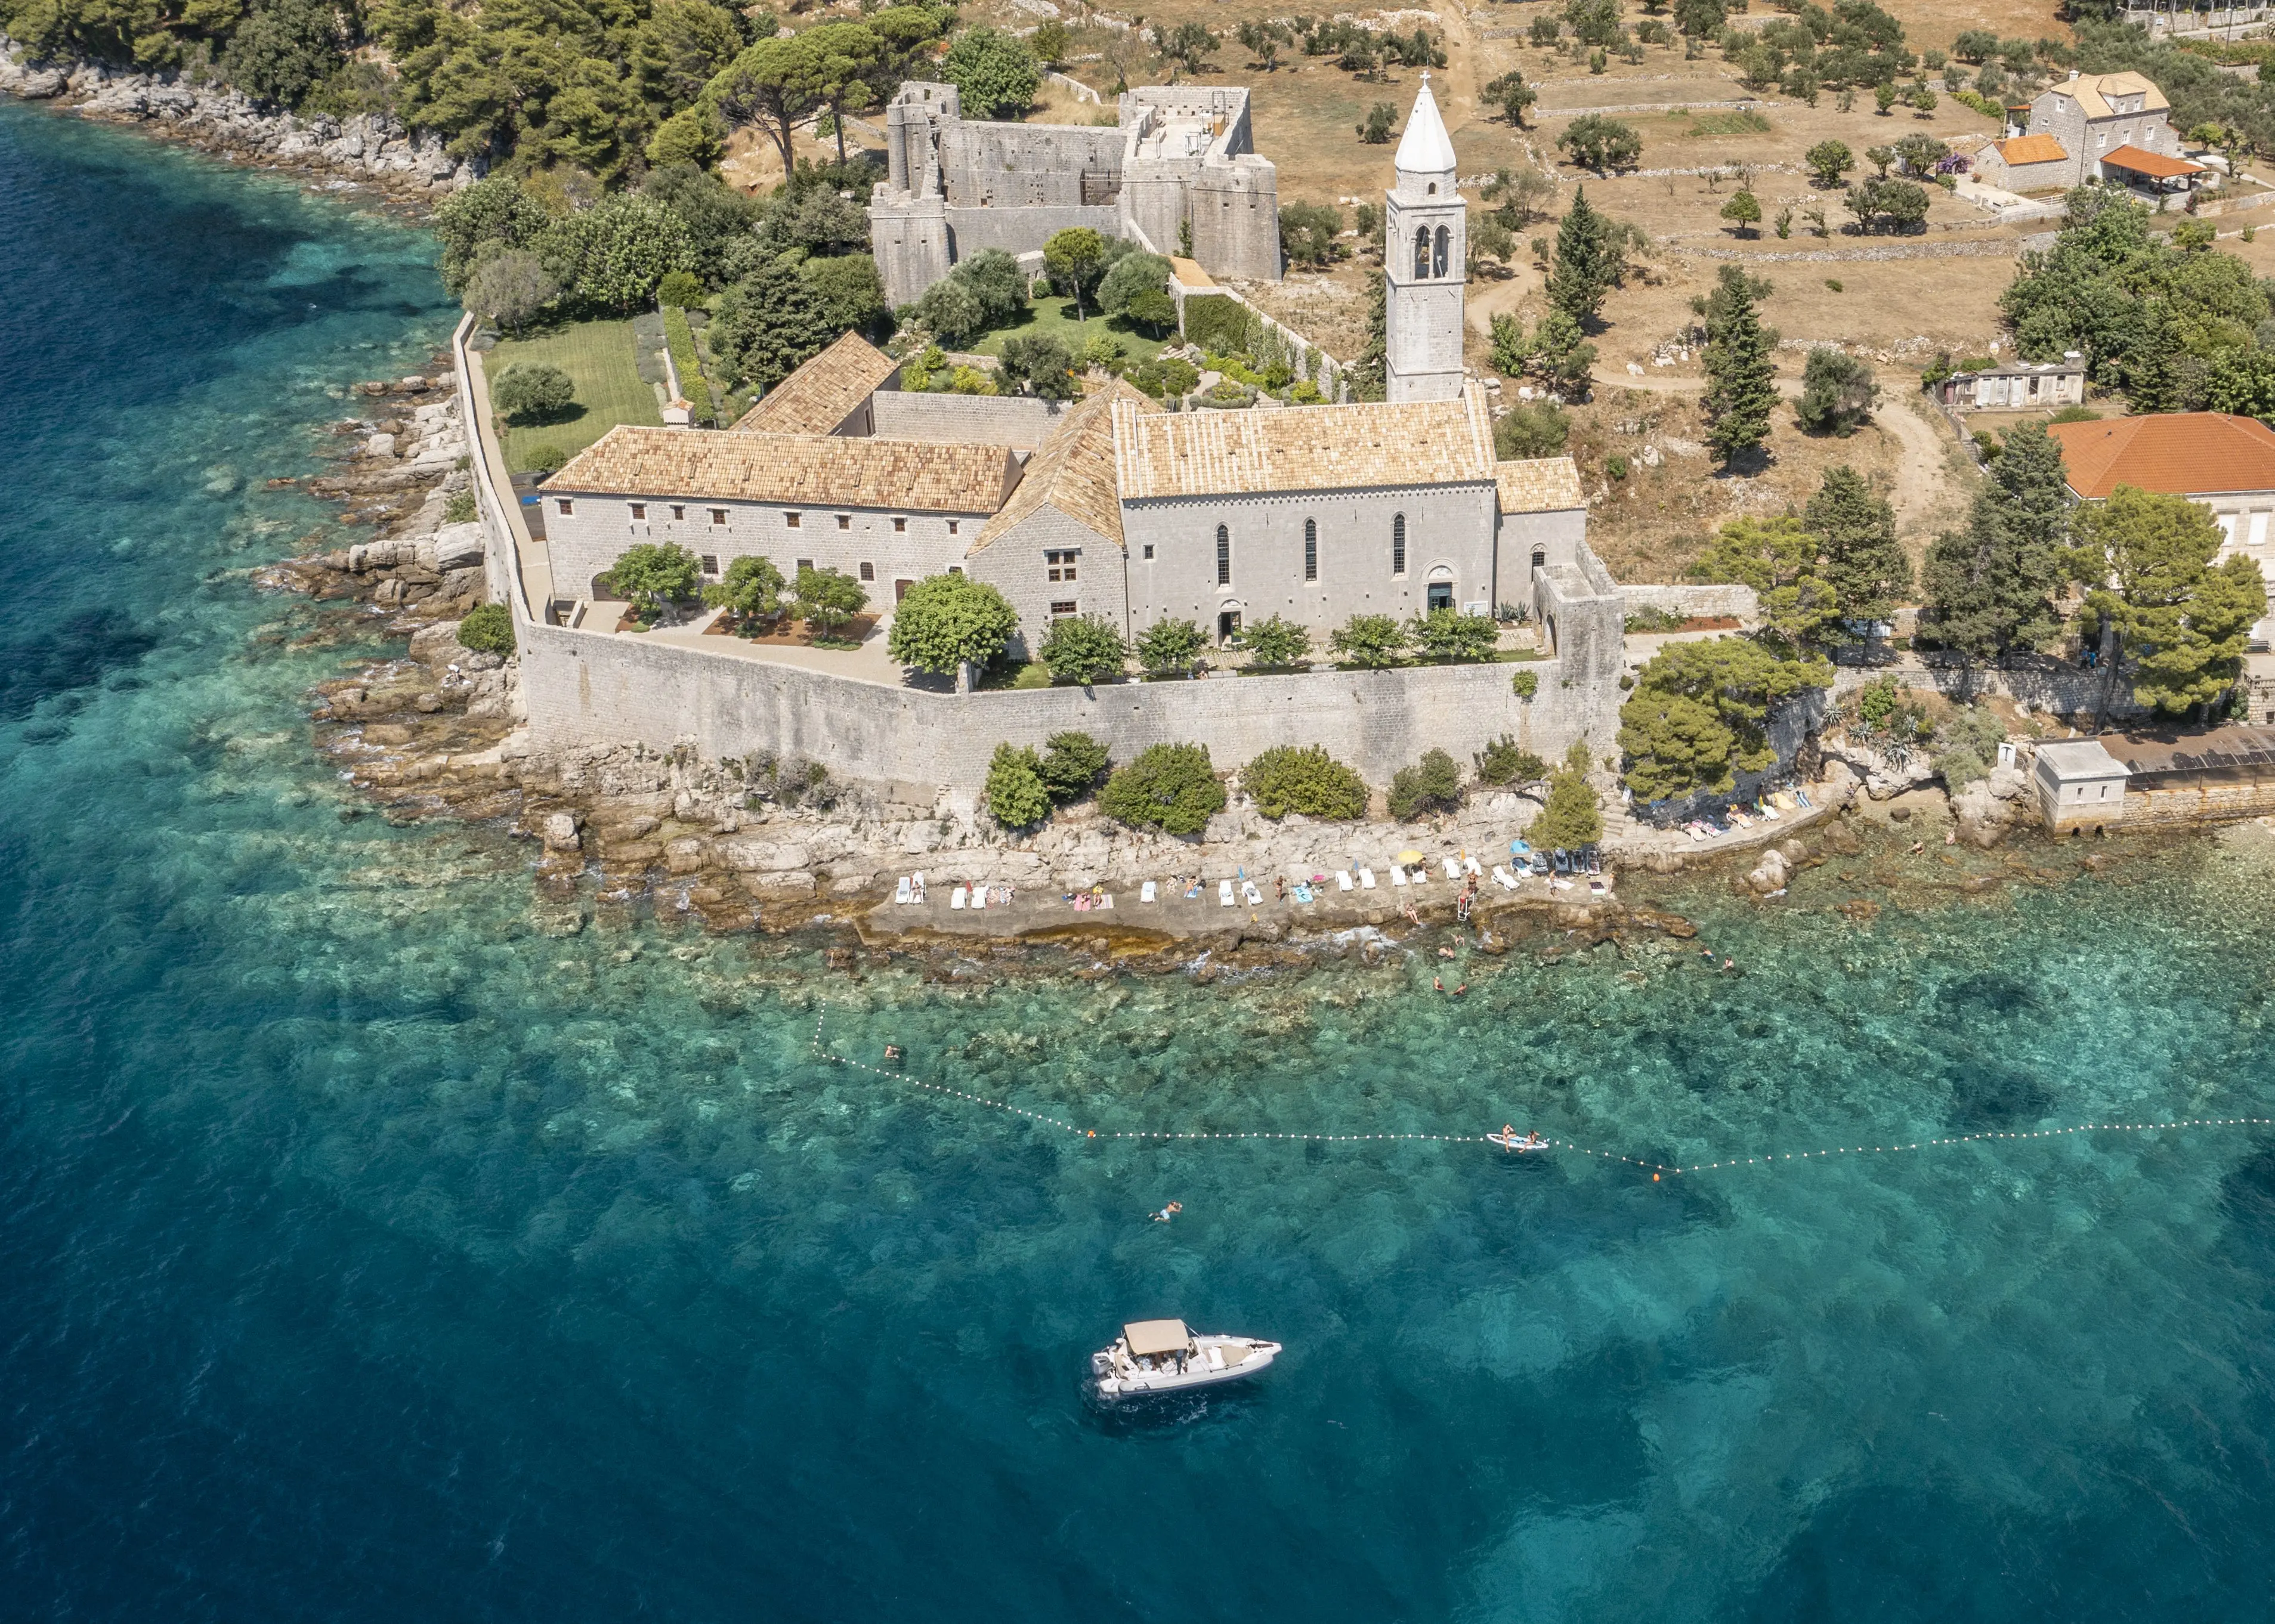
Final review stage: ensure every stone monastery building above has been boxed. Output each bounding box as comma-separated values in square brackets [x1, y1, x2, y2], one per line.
[868, 79, 1283, 308]
[544, 82, 1622, 671]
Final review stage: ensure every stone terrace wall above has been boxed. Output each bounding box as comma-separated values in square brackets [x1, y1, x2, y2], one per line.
[520, 625, 1612, 794]
[1828, 659, 2145, 720]
[1618, 583, 1758, 620]
[871, 389, 1064, 447]
[2128, 778, 2275, 825]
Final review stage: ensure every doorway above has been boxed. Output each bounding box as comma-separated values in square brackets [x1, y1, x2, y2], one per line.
[895, 579, 913, 604]
[1427, 582, 1454, 611]
[1217, 609, 1242, 644]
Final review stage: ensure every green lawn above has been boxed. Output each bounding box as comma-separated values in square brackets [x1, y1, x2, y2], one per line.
[487, 318, 662, 474]
[969, 297, 1171, 367]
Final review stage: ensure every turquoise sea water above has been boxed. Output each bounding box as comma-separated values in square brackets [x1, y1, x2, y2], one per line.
[4, 100, 2274, 1621]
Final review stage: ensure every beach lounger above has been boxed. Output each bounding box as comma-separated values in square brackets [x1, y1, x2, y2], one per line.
[1795, 789, 1813, 809]
[1358, 867, 1376, 889]
[1553, 878, 1575, 891]
[951, 886, 968, 909]
[1140, 880, 1157, 904]
[1242, 881, 1263, 906]
[1494, 865, 1518, 890]
[1390, 865, 1409, 887]
[972, 885, 988, 909]
[1442, 857, 1461, 880]
[1293, 883, 1313, 904]
[1100, 892, 1113, 910]
[895, 876, 913, 904]
[1337, 870, 1353, 891]
[1464, 856, 1483, 877]
[1219, 880, 1235, 907]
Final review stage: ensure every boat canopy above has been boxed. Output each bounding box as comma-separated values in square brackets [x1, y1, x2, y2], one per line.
[1123, 1319, 1192, 1356]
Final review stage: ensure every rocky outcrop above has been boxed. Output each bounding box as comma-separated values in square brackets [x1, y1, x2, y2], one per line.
[0, 42, 477, 196]
[1952, 763, 2033, 849]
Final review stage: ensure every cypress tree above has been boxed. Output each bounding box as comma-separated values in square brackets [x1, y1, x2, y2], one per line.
[2122, 297, 2187, 414]
[1546, 186, 1616, 328]
[1804, 464, 1911, 629]
[1701, 264, 1777, 466]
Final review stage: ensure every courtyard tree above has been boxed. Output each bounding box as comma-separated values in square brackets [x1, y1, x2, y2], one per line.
[610, 542, 704, 616]
[1099, 743, 1227, 834]
[1238, 614, 1314, 668]
[998, 333, 1081, 399]
[1921, 419, 2070, 667]
[1037, 613, 1129, 683]
[985, 744, 1052, 828]
[1043, 227, 1111, 318]
[1242, 744, 1369, 819]
[886, 573, 1021, 683]
[1037, 731, 1110, 800]
[707, 255, 841, 390]
[1099, 249, 1173, 316]
[2072, 485, 2268, 716]
[793, 564, 867, 638]
[1618, 636, 1832, 803]
[1407, 607, 1501, 661]
[703, 554, 787, 626]
[492, 363, 576, 424]
[1330, 612, 1408, 667]
[1137, 616, 1206, 676]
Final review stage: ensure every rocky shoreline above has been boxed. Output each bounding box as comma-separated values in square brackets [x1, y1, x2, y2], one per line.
[0, 38, 473, 201]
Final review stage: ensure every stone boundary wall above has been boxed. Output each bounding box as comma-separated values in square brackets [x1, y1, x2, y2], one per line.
[2128, 778, 2275, 825]
[945, 203, 1121, 258]
[1828, 658, 2145, 720]
[1618, 582, 1758, 620]
[1179, 284, 1349, 399]
[453, 315, 540, 617]
[521, 626, 1612, 793]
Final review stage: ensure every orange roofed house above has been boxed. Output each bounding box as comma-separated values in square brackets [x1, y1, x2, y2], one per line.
[2048, 412, 2275, 646]
[1981, 70, 2205, 197]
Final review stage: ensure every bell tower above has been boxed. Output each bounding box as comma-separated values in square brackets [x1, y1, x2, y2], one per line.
[1383, 72, 1466, 404]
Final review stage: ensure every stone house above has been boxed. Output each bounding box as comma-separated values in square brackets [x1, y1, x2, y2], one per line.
[2006, 70, 2202, 193]
[1931, 355, 2086, 411]
[2048, 411, 2275, 646]
[1974, 134, 2074, 194]
[2033, 738, 2128, 834]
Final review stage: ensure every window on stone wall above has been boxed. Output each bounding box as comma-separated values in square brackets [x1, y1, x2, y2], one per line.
[1434, 225, 1450, 277]
[710, 509, 730, 526]
[1051, 600, 1078, 617]
[1412, 227, 1430, 280]
[796, 558, 814, 575]
[948, 521, 959, 536]
[701, 555, 719, 575]
[557, 499, 573, 516]
[629, 502, 646, 521]
[894, 517, 907, 533]
[1216, 524, 1231, 586]
[1046, 549, 1078, 582]
[836, 514, 851, 530]
[1305, 518, 1317, 581]
[1531, 547, 1546, 570]
[1392, 513, 1407, 576]
[860, 561, 875, 581]
[670, 505, 685, 521]
[784, 511, 801, 528]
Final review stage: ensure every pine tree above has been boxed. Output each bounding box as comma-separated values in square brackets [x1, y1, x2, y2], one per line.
[1921, 490, 2065, 666]
[1545, 186, 1616, 328]
[1701, 264, 1777, 466]
[1353, 268, 1388, 400]
[1804, 465, 1911, 629]
[2072, 486, 2268, 716]
[2123, 297, 2187, 413]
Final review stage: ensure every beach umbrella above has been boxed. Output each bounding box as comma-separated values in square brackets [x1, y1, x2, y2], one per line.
[1396, 849, 1424, 864]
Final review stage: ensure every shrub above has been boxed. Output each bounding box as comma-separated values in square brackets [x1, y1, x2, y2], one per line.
[608, 542, 703, 611]
[1512, 669, 1540, 700]
[1475, 734, 1547, 785]
[793, 564, 867, 636]
[1359, 101, 1398, 143]
[1038, 731, 1110, 800]
[1933, 703, 2007, 789]
[657, 269, 703, 308]
[1557, 114, 1642, 172]
[1526, 740, 1603, 846]
[1242, 744, 1368, 819]
[1330, 612, 1408, 668]
[443, 490, 478, 524]
[1136, 616, 1205, 676]
[1239, 614, 1313, 668]
[1387, 748, 1463, 818]
[704, 554, 787, 624]
[1795, 348, 1879, 436]
[1408, 608, 1500, 661]
[1037, 613, 1128, 683]
[985, 744, 1052, 829]
[457, 602, 514, 656]
[1181, 295, 1253, 354]
[1495, 400, 1571, 457]
[492, 363, 575, 425]
[1099, 743, 1228, 834]
[999, 332, 1081, 400]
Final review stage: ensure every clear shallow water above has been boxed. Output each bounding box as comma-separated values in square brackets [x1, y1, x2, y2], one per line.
[2, 102, 2274, 1623]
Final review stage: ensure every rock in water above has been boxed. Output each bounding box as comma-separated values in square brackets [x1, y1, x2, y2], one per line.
[541, 813, 582, 852]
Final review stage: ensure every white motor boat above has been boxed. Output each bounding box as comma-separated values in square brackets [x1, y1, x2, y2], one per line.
[1092, 1319, 1282, 1399]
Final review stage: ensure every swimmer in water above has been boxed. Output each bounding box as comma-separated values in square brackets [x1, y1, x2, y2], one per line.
[1151, 1201, 1183, 1223]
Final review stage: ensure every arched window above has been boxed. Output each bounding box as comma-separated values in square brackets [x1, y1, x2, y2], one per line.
[1216, 522, 1231, 586]
[1531, 547, 1546, 570]
[1412, 227, 1431, 280]
[1426, 181, 1437, 195]
[1433, 224, 1450, 278]
[1304, 518, 1318, 581]
[1392, 513, 1407, 576]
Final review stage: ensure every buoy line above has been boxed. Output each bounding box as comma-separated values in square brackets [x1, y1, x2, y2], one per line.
[811, 1013, 2273, 1176]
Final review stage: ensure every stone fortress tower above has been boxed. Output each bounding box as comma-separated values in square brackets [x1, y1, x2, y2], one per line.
[1383, 73, 1467, 404]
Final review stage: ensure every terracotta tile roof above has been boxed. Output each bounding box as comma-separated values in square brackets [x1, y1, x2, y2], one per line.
[1993, 135, 2069, 166]
[728, 331, 900, 435]
[2047, 70, 2168, 120]
[2101, 144, 2203, 180]
[1111, 382, 1496, 499]
[546, 425, 1020, 513]
[971, 380, 1157, 555]
[1169, 256, 1216, 289]
[1494, 456, 1585, 514]
[2048, 412, 2275, 500]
